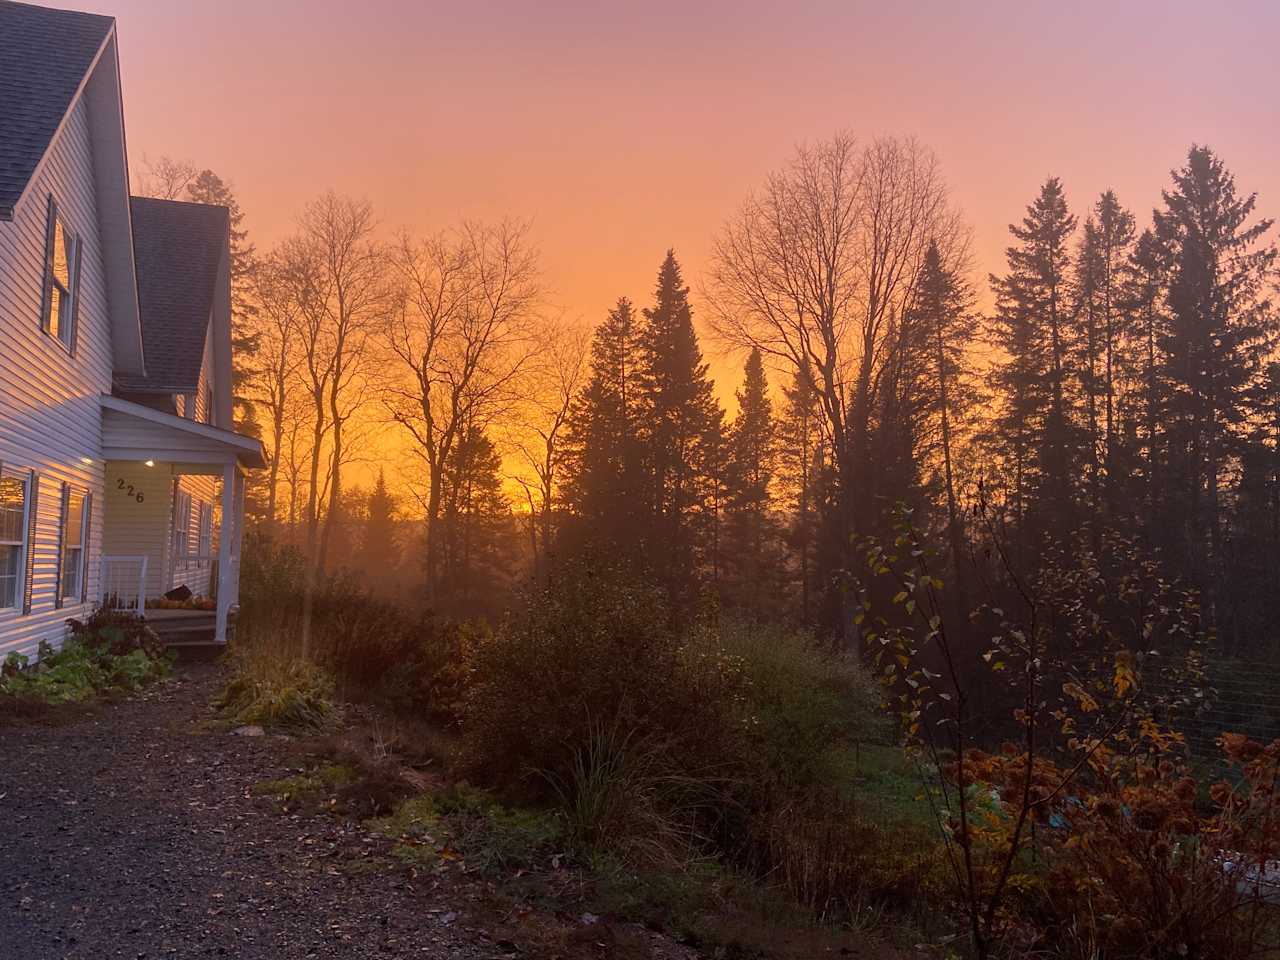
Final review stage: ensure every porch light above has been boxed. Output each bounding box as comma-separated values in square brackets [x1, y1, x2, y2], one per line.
[80, 457, 93, 464]
[144, 459, 155, 467]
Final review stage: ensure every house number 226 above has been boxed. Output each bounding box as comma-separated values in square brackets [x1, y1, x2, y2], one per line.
[116, 478, 145, 503]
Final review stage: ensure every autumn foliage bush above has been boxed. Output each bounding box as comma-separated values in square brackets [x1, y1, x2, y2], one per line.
[857, 500, 1280, 958]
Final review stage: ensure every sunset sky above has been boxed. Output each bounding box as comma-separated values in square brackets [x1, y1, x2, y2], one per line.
[39, 0, 1280, 489]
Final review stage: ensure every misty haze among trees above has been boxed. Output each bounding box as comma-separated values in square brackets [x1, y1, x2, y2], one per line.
[111, 129, 1280, 959]
[142, 136, 1280, 656]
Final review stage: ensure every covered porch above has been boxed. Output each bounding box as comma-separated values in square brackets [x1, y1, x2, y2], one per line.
[98, 395, 264, 646]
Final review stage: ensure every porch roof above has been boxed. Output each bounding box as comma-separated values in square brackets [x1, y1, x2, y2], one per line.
[100, 394, 266, 471]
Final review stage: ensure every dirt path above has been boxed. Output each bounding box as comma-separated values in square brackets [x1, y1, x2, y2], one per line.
[0, 665, 510, 959]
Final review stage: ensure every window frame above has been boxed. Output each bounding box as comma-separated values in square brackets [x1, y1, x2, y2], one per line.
[0, 471, 31, 613]
[40, 195, 82, 353]
[172, 488, 193, 568]
[197, 501, 212, 567]
[59, 486, 89, 603]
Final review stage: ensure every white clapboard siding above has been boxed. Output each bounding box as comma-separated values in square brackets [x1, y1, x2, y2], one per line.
[100, 463, 173, 600]
[0, 95, 112, 660]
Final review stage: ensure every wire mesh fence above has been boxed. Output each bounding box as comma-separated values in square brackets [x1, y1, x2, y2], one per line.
[1143, 657, 1280, 772]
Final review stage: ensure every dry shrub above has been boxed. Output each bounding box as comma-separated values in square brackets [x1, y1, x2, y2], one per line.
[749, 790, 947, 919]
[461, 562, 743, 797]
[957, 735, 1280, 959]
[236, 531, 471, 718]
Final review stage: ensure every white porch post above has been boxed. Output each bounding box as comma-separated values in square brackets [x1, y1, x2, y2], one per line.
[215, 459, 236, 643]
[231, 469, 246, 609]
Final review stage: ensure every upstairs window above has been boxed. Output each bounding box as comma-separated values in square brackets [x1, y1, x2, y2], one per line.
[204, 386, 214, 425]
[41, 196, 81, 351]
[0, 474, 29, 610]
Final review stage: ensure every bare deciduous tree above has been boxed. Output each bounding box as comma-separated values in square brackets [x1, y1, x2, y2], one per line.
[134, 155, 198, 200]
[706, 133, 960, 636]
[246, 254, 303, 530]
[385, 219, 542, 605]
[508, 317, 590, 580]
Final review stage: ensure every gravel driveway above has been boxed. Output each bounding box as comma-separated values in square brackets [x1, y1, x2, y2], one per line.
[0, 665, 496, 960]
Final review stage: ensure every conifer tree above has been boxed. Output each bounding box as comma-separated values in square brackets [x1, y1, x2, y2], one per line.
[914, 241, 975, 610]
[1073, 192, 1136, 527]
[186, 170, 260, 436]
[439, 426, 512, 614]
[561, 297, 646, 554]
[360, 470, 400, 580]
[776, 361, 824, 624]
[722, 348, 779, 615]
[988, 177, 1079, 549]
[1120, 227, 1171, 527]
[1153, 146, 1277, 592]
[635, 251, 724, 608]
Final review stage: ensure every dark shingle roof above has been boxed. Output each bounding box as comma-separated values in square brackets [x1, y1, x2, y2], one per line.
[117, 196, 229, 394]
[0, 1, 114, 217]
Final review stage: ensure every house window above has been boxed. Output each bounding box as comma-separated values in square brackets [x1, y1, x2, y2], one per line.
[41, 197, 81, 350]
[204, 386, 214, 425]
[61, 489, 88, 601]
[172, 490, 192, 566]
[197, 502, 212, 565]
[0, 475, 29, 610]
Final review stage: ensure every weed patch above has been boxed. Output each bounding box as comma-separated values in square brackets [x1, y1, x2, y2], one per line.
[1, 617, 170, 711]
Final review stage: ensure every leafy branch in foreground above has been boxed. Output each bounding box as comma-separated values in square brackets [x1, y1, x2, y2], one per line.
[856, 491, 1223, 957]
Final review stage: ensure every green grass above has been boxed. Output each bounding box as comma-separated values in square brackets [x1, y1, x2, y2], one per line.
[252, 763, 358, 798]
[847, 743, 937, 829]
[369, 785, 563, 874]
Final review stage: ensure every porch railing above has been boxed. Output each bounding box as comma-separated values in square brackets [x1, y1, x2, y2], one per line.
[100, 555, 149, 615]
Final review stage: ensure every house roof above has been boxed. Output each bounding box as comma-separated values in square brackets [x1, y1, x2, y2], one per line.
[0, 1, 114, 218]
[115, 196, 230, 395]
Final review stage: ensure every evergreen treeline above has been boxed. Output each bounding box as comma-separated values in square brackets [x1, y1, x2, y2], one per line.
[551, 144, 1279, 655]
[229, 140, 1278, 655]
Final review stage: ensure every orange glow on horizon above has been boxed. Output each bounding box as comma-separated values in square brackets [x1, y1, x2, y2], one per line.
[38, 0, 1280, 503]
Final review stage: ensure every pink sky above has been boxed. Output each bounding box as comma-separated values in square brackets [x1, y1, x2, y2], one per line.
[58, 0, 1273, 328]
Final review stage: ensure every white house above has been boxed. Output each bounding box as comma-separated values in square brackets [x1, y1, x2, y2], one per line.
[0, 0, 264, 658]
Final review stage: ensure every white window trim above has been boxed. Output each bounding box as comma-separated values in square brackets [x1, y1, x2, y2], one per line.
[60, 488, 89, 601]
[172, 489, 193, 568]
[41, 196, 81, 353]
[0, 470, 31, 613]
[197, 501, 212, 568]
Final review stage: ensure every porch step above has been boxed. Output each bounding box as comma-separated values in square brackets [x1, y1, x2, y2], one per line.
[145, 609, 235, 659]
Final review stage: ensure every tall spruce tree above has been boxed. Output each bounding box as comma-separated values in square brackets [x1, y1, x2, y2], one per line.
[1073, 192, 1136, 528]
[359, 470, 400, 581]
[988, 177, 1079, 550]
[438, 426, 512, 616]
[186, 170, 260, 437]
[1121, 227, 1172, 526]
[722, 348, 780, 616]
[1153, 146, 1277, 596]
[777, 360, 824, 626]
[561, 297, 646, 555]
[914, 241, 976, 611]
[636, 251, 724, 608]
